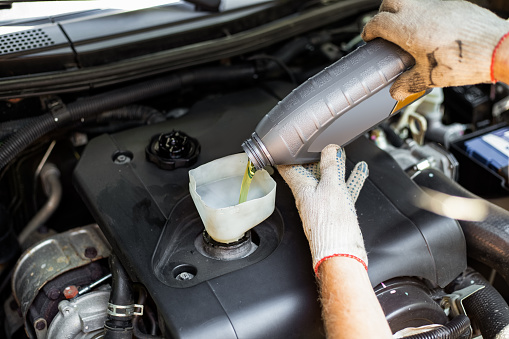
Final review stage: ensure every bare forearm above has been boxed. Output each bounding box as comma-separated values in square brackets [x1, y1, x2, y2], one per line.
[318, 257, 392, 339]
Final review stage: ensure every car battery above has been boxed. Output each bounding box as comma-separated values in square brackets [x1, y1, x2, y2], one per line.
[451, 123, 509, 197]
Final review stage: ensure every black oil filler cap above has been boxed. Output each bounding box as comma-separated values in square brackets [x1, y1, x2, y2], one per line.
[146, 130, 200, 170]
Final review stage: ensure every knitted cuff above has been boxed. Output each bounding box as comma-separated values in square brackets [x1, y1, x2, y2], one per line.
[491, 31, 509, 83]
[314, 254, 368, 278]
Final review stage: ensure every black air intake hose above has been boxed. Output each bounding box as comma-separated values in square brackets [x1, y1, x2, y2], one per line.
[2, 106, 165, 140]
[448, 268, 509, 339]
[413, 168, 509, 287]
[402, 315, 471, 339]
[95, 105, 165, 125]
[0, 64, 257, 170]
[81, 105, 167, 134]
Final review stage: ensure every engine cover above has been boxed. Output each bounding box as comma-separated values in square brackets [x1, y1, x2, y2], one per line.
[74, 81, 466, 338]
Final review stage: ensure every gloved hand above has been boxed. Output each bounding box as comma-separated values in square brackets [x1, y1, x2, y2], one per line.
[277, 144, 369, 275]
[362, 0, 509, 101]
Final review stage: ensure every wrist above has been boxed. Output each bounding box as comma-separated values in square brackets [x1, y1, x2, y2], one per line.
[492, 31, 509, 83]
[314, 253, 367, 278]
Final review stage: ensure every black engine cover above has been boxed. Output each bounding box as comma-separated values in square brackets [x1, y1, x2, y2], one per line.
[74, 81, 466, 338]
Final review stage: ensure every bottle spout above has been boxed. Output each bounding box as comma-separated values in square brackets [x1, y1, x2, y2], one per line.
[241, 132, 273, 170]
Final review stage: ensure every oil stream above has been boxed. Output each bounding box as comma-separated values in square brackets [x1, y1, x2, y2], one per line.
[238, 160, 257, 204]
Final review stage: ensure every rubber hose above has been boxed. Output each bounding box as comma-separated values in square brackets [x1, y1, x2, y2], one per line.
[133, 317, 163, 339]
[96, 105, 165, 125]
[0, 113, 56, 169]
[0, 74, 182, 170]
[448, 268, 509, 339]
[1, 105, 164, 140]
[277, 33, 331, 62]
[104, 255, 134, 339]
[0, 117, 38, 140]
[402, 315, 471, 339]
[66, 74, 181, 122]
[108, 255, 134, 306]
[146, 306, 158, 336]
[132, 284, 163, 338]
[79, 121, 145, 135]
[272, 36, 311, 63]
[260, 33, 331, 74]
[0, 63, 260, 170]
[136, 287, 158, 336]
[413, 168, 509, 287]
[379, 122, 404, 147]
[178, 64, 256, 85]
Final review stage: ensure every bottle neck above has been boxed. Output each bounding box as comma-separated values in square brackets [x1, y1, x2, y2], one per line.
[241, 133, 273, 170]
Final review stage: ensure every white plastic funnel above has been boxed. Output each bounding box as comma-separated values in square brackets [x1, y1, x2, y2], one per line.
[189, 153, 276, 243]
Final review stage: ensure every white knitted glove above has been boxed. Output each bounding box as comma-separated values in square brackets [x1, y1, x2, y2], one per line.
[362, 0, 509, 101]
[278, 145, 369, 275]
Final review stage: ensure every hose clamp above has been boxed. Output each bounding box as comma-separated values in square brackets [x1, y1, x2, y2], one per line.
[107, 303, 144, 317]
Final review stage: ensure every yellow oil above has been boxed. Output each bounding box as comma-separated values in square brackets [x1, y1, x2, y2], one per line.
[238, 160, 257, 204]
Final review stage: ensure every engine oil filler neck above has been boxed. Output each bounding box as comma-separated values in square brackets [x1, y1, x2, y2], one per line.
[195, 230, 257, 261]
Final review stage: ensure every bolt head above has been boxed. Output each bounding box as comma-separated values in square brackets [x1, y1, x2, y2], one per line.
[176, 272, 194, 281]
[35, 319, 46, 330]
[63, 286, 79, 299]
[440, 299, 451, 309]
[47, 288, 60, 300]
[113, 152, 132, 164]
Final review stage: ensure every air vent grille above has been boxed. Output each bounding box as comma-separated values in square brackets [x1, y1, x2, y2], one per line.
[0, 28, 55, 55]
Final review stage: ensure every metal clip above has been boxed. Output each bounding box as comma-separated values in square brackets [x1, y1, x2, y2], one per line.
[45, 96, 71, 125]
[441, 284, 485, 317]
[107, 303, 144, 317]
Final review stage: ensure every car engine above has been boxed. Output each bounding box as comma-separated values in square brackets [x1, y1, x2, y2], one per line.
[1, 1, 509, 338]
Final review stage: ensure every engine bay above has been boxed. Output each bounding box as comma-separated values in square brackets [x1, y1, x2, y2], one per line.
[2, 1, 509, 338]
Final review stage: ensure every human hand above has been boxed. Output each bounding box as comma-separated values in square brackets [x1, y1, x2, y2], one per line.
[277, 145, 369, 275]
[362, 0, 509, 101]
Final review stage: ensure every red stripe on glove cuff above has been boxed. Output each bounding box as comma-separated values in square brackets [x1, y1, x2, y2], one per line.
[314, 254, 368, 277]
[491, 31, 509, 83]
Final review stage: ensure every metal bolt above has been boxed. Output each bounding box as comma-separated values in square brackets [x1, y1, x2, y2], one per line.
[47, 288, 60, 300]
[84, 247, 97, 259]
[176, 272, 194, 281]
[35, 319, 46, 330]
[63, 285, 79, 299]
[440, 298, 451, 309]
[113, 153, 132, 164]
